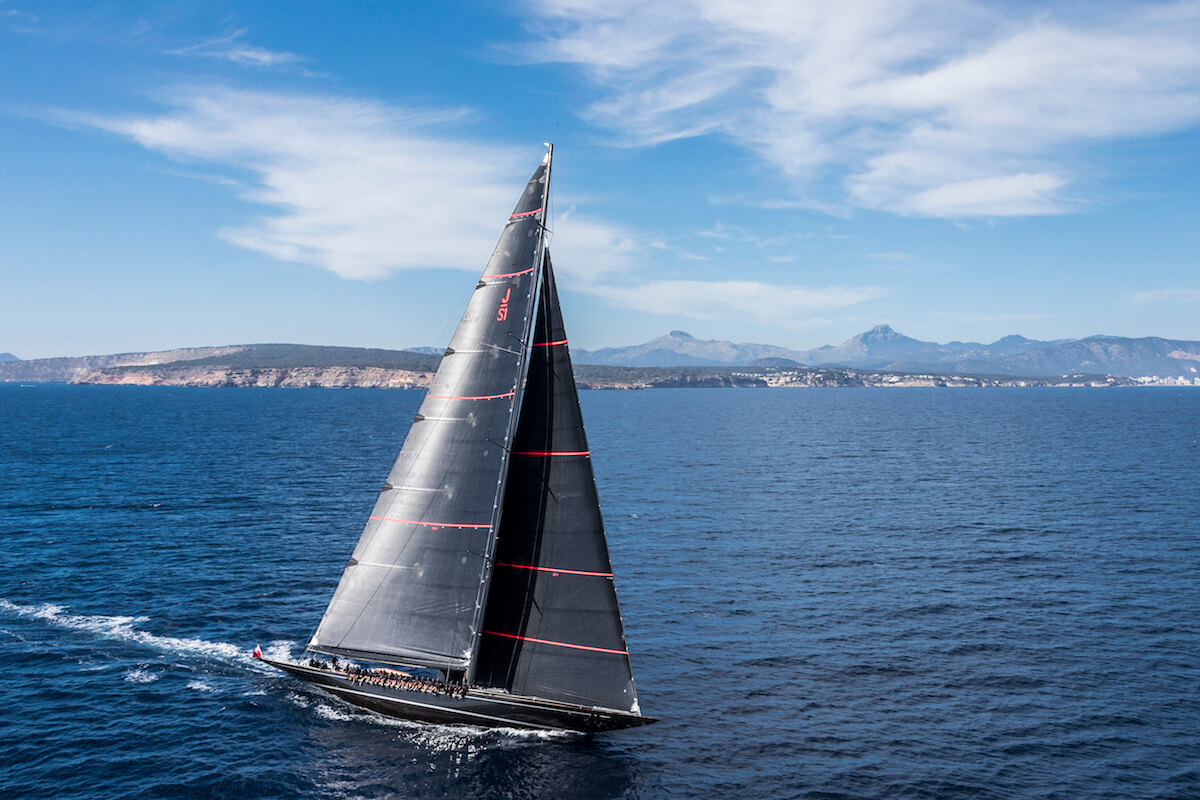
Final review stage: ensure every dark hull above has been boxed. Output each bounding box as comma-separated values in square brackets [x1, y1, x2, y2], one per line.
[262, 658, 657, 733]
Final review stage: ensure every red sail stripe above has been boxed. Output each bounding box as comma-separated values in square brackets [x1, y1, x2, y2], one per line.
[369, 515, 491, 529]
[532, 339, 568, 347]
[513, 450, 589, 456]
[426, 391, 515, 400]
[482, 630, 627, 655]
[509, 207, 543, 218]
[481, 267, 536, 280]
[495, 561, 613, 578]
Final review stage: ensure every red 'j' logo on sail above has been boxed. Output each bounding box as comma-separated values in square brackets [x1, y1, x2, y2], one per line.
[497, 288, 511, 321]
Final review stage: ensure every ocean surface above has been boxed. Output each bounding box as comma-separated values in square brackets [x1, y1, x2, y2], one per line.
[1, 384, 1197, 799]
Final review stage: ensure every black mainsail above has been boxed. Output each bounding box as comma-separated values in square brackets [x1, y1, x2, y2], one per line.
[308, 152, 551, 672]
[263, 146, 656, 732]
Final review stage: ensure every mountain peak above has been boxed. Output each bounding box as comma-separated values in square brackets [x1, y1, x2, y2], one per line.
[842, 324, 908, 347]
[864, 324, 899, 340]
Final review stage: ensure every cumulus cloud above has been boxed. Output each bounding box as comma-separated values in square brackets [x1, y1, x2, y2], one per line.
[516, 0, 1200, 218]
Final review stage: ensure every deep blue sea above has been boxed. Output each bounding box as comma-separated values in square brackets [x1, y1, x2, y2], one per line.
[1, 384, 1198, 799]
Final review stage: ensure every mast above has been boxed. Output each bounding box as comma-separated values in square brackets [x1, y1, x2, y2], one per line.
[308, 147, 553, 671]
[466, 143, 552, 683]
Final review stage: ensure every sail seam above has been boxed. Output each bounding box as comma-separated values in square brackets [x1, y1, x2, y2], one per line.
[509, 207, 543, 218]
[512, 450, 589, 456]
[483, 630, 627, 655]
[532, 339, 568, 347]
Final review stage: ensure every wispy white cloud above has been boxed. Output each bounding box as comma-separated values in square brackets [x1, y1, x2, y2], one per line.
[1129, 288, 1200, 304]
[547, 207, 640, 279]
[583, 279, 886, 323]
[2, 4, 38, 28]
[550, 213, 884, 323]
[517, 0, 1200, 218]
[64, 87, 533, 279]
[168, 29, 302, 68]
[59, 85, 887, 328]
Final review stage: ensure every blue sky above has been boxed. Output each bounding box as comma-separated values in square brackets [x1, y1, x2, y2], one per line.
[3, 1, 1199, 359]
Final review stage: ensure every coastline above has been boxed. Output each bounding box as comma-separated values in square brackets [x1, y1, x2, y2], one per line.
[4, 365, 1193, 389]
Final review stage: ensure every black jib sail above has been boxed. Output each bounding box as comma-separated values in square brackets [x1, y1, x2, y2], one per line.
[472, 251, 641, 713]
[308, 152, 551, 671]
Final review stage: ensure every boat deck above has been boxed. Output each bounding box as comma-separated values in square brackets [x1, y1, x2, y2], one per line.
[261, 658, 658, 732]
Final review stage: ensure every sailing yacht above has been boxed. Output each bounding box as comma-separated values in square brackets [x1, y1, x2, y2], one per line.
[260, 146, 657, 732]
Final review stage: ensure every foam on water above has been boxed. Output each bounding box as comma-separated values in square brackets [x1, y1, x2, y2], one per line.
[185, 679, 218, 693]
[284, 691, 311, 709]
[262, 641, 300, 663]
[123, 668, 159, 684]
[0, 599, 246, 662]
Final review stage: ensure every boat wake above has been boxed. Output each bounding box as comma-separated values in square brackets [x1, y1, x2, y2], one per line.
[285, 688, 572, 743]
[3, 598, 575, 740]
[0, 598, 252, 664]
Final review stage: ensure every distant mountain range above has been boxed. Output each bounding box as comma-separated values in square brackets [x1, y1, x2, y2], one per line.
[4, 327, 1199, 382]
[573, 326, 1200, 378]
